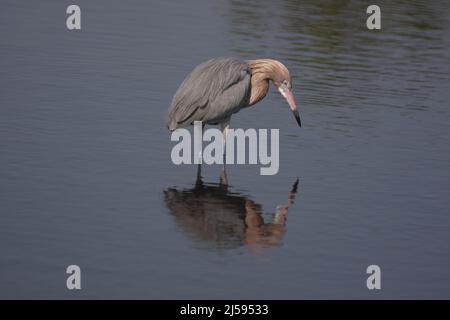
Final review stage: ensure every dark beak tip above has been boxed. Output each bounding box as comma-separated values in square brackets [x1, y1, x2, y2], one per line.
[292, 110, 301, 127]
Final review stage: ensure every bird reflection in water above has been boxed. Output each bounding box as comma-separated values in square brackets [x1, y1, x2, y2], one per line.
[163, 176, 299, 251]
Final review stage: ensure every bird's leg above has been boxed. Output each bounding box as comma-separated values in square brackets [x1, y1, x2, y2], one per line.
[220, 119, 230, 163]
[219, 166, 228, 186]
[197, 122, 205, 164]
[219, 118, 230, 185]
[196, 162, 202, 185]
[194, 123, 205, 182]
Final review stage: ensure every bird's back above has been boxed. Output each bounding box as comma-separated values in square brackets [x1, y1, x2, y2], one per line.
[166, 57, 251, 130]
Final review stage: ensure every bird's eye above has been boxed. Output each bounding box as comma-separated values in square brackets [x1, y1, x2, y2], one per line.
[282, 80, 289, 86]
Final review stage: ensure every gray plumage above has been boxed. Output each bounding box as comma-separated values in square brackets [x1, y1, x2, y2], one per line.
[166, 57, 251, 131]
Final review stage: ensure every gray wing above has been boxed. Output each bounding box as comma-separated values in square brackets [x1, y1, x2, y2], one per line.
[166, 57, 250, 130]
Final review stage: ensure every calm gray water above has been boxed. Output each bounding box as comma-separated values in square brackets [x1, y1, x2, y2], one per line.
[1, 0, 449, 299]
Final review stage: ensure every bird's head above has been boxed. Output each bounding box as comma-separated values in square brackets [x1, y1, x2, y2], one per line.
[270, 61, 301, 127]
[247, 58, 301, 127]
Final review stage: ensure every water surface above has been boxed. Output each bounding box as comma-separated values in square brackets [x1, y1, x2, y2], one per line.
[0, 0, 449, 298]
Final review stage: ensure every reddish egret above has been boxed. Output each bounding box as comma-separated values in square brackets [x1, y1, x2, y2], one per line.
[166, 57, 301, 134]
[166, 57, 300, 182]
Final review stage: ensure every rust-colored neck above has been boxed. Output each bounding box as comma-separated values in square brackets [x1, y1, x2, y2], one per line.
[246, 59, 286, 106]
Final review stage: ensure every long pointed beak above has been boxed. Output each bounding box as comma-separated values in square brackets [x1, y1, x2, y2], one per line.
[279, 87, 301, 127]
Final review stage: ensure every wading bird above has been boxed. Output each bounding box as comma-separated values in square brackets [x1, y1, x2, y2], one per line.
[166, 57, 301, 134]
[166, 57, 300, 182]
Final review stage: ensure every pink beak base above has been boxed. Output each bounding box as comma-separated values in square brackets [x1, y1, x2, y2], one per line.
[284, 88, 301, 127]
